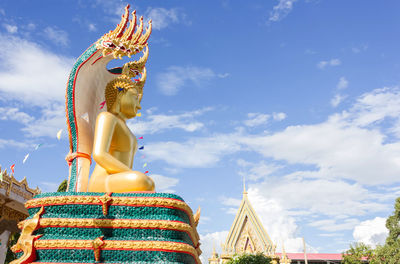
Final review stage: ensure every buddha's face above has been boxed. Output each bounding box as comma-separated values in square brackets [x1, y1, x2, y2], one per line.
[119, 89, 141, 119]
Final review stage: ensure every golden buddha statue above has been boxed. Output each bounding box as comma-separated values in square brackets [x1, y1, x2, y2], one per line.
[87, 61, 154, 193]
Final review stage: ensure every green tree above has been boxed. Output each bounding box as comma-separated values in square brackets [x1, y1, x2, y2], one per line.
[5, 232, 20, 264]
[57, 179, 67, 192]
[227, 253, 271, 264]
[342, 242, 375, 263]
[374, 197, 400, 264]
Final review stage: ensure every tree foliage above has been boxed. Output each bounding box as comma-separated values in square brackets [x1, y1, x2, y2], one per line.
[342, 197, 400, 264]
[373, 197, 400, 264]
[226, 253, 272, 264]
[342, 243, 374, 264]
[5, 232, 20, 264]
[57, 179, 67, 192]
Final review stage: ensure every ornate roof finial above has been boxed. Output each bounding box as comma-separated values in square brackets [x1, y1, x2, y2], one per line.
[243, 175, 248, 196]
[280, 240, 291, 264]
[212, 245, 217, 257]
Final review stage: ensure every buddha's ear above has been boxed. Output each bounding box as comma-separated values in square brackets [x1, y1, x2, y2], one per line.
[108, 94, 121, 114]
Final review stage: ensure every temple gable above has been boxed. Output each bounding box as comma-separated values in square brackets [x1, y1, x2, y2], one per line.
[218, 188, 280, 263]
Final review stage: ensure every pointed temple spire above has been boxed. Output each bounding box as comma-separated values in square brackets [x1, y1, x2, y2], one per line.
[243, 175, 248, 196]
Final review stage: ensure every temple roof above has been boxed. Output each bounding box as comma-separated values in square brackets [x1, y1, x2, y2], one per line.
[223, 187, 274, 254]
[276, 253, 343, 261]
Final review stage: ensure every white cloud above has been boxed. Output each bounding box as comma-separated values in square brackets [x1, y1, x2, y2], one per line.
[317, 58, 341, 69]
[309, 218, 360, 232]
[144, 132, 241, 168]
[217, 73, 230, 78]
[157, 66, 219, 96]
[250, 177, 387, 224]
[0, 34, 71, 139]
[273, 112, 287, 121]
[26, 23, 36, 30]
[244, 113, 270, 127]
[0, 138, 32, 149]
[353, 217, 388, 247]
[305, 49, 317, 55]
[269, 0, 299, 22]
[337, 77, 349, 90]
[248, 188, 317, 253]
[128, 108, 211, 135]
[92, 0, 127, 23]
[43, 26, 69, 46]
[22, 103, 66, 138]
[0, 107, 34, 124]
[88, 23, 96, 32]
[199, 231, 229, 263]
[3, 24, 17, 34]
[352, 44, 368, 54]
[244, 112, 286, 127]
[331, 94, 347, 107]
[145, 7, 187, 30]
[237, 159, 281, 181]
[150, 174, 179, 193]
[346, 87, 400, 128]
[0, 34, 74, 106]
[220, 196, 241, 207]
[144, 88, 400, 185]
[240, 110, 400, 185]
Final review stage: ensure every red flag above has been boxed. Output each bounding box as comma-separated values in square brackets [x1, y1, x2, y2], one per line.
[99, 100, 106, 109]
[144, 171, 149, 174]
[138, 136, 143, 139]
[10, 164, 15, 174]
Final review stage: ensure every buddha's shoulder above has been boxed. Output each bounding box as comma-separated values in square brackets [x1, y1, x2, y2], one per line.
[96, 111, 118, 121]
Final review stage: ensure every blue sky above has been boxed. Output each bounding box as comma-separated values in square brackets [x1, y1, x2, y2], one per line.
[1, 0, 400, 261]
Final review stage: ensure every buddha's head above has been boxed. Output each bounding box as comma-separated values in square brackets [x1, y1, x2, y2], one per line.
[105, 72, 145, 119]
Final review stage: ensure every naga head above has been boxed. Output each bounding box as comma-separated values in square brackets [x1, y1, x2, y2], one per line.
[96, 4, 152, 59]
[97, 4, 150, 117]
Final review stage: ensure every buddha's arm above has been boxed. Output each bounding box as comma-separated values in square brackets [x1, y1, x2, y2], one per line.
[92, 112, 131, 174]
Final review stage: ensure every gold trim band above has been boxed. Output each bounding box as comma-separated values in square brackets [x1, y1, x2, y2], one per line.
[25, 196, 194, 225]
[34, 239, 200, 263]
[30, 218, 199, 244]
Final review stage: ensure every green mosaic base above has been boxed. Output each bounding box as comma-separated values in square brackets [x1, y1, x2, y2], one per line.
[24, 192, 199, 263]
[28, 204, 190, 224]
[34, 227, 194, 247]
[35, 248, 196, 263]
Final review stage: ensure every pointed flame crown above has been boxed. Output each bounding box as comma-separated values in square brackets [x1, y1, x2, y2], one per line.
[98, 5, 151, 107]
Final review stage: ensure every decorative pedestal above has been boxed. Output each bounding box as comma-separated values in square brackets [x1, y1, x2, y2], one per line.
[12, 192, 201, 264]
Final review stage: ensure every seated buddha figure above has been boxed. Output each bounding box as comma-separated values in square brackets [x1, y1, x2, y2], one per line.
[88, 71, 155, 192]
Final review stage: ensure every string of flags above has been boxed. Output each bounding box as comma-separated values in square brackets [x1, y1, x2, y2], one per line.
[57, 129, 63, 140]
[8, 124, 62, 177]
[8, 121, 149, 178]
[138, 136, 149, 174]
[35, 143, 43, 150]
[23, 154, 29, 164]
